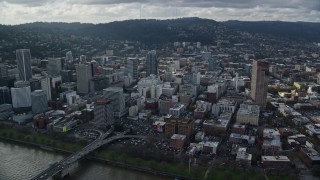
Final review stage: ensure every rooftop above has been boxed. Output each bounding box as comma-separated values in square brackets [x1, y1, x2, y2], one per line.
[171, 134, 186, 140]
[262, 156, 290, 162]
[201, 141, 219, 148]
[301, 147, 320, 161]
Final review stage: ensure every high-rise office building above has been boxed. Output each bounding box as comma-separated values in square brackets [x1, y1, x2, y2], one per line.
[0, 86, 11, 104]
[31, 90, 48, 114]
[126, 58, 139, 80]
[93, 98, 113, 125]
[80, 55, 86, 63]
[76, 64, 93, 94]
[11, 86, 31, 110]
[41, 77, 52, 101]
[61, 70, 73, 83]
[47, 58, 62, 77]
[103, 87, 126, 118]
[251, 59, 269, 109]
[66, 51, 73, 62]
[16, 49, 32, 81]
[146, 50, 158, 76]
[208, 58, 216, 71]
[0, 64, 8, 78]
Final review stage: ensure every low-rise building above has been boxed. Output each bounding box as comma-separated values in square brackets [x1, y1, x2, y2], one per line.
[300, 147, 320, 167]
[152, 121, 166, 132]
[305, 124, 320, 136]
[170, 134, 186, 149]
[229, 133, 256, 144]
[236, 147, 252, 166]
[200, 141, 220, 154]
[169, 103, 186, 117]
[203, 119, 229, 135]
[211, 99, 236, 116]
[139, 110, 152, 120]
[164, 116, 194, 138]
[288, 134, 307, 145]
[194, 101, 211, 119]
[262, 128, 282, 152]
[158, 95, 172, 115]
[232, 123, 246, 134]
[261, 156, 291, 169]
[195, 131, 205, 142]
[236, 102, 260, 126]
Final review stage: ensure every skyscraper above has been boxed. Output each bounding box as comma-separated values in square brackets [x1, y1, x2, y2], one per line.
[126, 58, 139, 80]
[0, 64, 8, 78]
[0, 86, 11, 104]
[146, 50, 158, 76]
[103, 87, 126, 118]
[93, 98, 114, 125]
[41, 77, 52, 101]
[80, 55, 86, 64]
[16, 49, 32, 81]
[11, 85, 31, 110]
[47, 58, 62, 77]
[251, 59, 269, 109]
[66, 51, 73, 62]
[208, 57, 216, 71]
[31, 90, 48, 114]
[76, 64, 93, 94]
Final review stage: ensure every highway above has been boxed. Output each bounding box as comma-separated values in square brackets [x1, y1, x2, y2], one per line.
[30, 127, 147, 180]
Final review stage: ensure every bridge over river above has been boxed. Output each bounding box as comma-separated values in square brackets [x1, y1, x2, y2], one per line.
[31, 127, 146, 180]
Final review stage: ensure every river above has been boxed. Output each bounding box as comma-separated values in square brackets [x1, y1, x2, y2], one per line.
[0, 141, 169, 180]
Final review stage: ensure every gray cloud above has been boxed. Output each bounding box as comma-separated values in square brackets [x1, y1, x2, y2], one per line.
[0, 0, 319, 24]
[3, 0, 320, 10]
[2, 0, 54, 6]
[66, 0, 320, 10]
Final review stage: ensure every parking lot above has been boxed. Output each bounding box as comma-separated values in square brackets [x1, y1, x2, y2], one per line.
[75, 129, 103, 141]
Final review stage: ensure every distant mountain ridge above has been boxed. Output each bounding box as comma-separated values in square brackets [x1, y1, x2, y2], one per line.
[0, 18, 319, 60]
[223, 20, 320, 42]
[2, 18, 319, 43]
[16, 18, 226, 44]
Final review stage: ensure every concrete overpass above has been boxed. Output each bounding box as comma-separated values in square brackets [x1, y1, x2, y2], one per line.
[31, 127, 147, 180]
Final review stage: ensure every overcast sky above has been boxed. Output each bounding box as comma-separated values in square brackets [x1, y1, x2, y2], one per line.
[0, 0, 320, 24]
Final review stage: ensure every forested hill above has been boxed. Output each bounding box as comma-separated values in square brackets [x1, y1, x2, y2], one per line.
[0, 18, 319, 59]
[223, 20, 320, 42]
[16, 18, 229, 44]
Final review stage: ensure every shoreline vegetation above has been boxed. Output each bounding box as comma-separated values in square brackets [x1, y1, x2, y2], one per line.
[0, 127, 286, 180]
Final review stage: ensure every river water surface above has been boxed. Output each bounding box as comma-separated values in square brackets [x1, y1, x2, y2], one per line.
[0, 141, 168, 180]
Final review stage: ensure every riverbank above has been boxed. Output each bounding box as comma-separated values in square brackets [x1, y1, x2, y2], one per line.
[0, 127, 270, 180]
[0, 136, 202, 180]
[0, 127, 204, 179]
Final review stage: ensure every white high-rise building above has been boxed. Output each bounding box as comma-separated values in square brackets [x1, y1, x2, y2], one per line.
[11, 86, 31, 109]
[16, 49, 32, 81]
